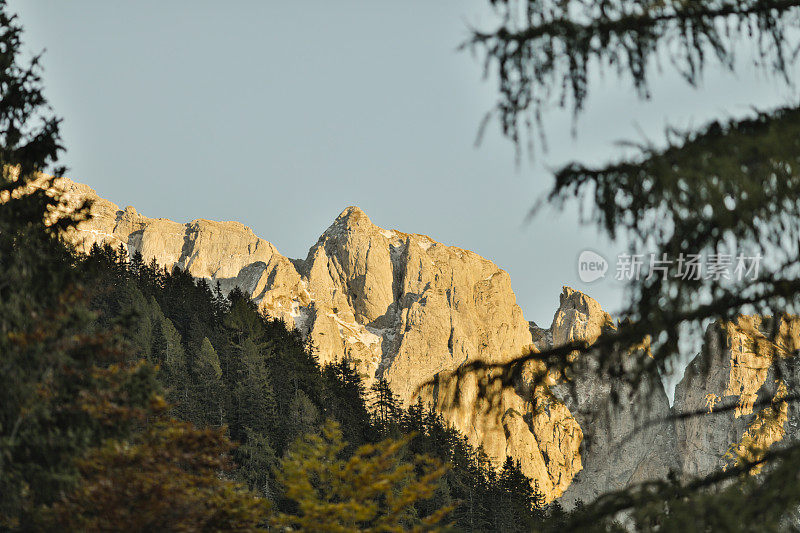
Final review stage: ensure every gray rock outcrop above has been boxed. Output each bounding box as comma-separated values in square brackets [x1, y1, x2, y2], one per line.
[543, 288, 679, 507]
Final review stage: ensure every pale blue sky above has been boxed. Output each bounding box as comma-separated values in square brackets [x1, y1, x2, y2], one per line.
[10, 1, 797, 325]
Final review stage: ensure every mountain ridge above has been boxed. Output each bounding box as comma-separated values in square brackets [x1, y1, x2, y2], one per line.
[46, 175, 800, 505]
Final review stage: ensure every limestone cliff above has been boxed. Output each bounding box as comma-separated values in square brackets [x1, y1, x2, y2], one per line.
[673, 316, 800, 479]
[52, 177, 585, 501]
[544, 288, 679, 507]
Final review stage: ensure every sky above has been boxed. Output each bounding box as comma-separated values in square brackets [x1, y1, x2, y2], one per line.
[9, 1, 798, 326]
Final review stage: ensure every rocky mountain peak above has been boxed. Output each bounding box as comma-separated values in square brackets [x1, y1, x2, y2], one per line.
[52, 176, 578, 500]
[322, 205, 376, 238]
[337, 205, 371, 224]
[43, 175, 800, 507]
[551, 286, 614, 347]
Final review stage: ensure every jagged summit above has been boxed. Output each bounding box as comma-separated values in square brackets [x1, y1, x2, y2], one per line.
[40, 177, 670, 502]
[51, 176, 570, 499]
[320, 205, 381, 242]
[337, 205, 370, 222]
[323, 205, 374, 235]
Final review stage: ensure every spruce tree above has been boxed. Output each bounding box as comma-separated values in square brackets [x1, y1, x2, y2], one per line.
[193, 336, 225, 427]
[369, 376, 401, 433]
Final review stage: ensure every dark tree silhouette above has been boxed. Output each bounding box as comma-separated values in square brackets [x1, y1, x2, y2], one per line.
[454, 0, 800, 529]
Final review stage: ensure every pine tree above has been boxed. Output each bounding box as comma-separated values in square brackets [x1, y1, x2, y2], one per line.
[369, 376, 401, 433]
[193, 337, 225, 427]
[45, 419, 270, 531]
[230, 337, 276, 440]
[288, 389, 320, 440]
[150, 311, 192, 419]
[233, 428, 278, 500]
[322, 359, 373, 446]
[271, 419, 451, 532]
[492, 457, 540, 532]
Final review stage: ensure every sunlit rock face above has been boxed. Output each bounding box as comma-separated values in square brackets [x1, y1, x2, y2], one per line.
[53, 177, 585, 501]
[673, 316, 800, 479]
[544, 288, 679, 508]
[48, 176, 800, 505]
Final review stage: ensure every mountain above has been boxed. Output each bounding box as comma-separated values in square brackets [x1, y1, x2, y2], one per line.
[51, 176, 800, 505]
[673, 316, 800, 479]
